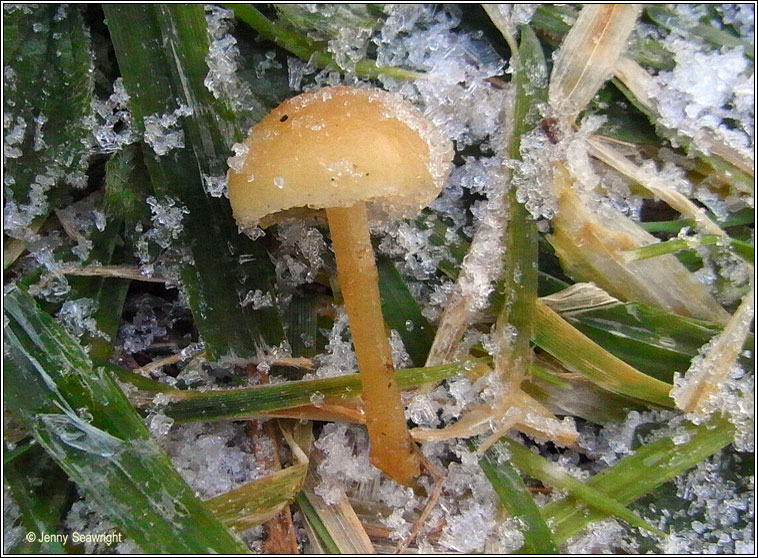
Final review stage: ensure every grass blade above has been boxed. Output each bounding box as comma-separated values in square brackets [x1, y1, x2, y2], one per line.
[498, 438, 667, 538]
[479, 445, 558, 554]
[549, 4, 642, 119]
[104, 4, 285, 359]
[543, 417, 737, 542]
[3, 287, 250, 553]
[163, 359, 488, 422]
[534, 300, 674, 407]
[377, 256, 436, 367]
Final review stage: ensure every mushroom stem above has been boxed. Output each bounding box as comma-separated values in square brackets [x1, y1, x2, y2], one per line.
[326, 202, 422, 485]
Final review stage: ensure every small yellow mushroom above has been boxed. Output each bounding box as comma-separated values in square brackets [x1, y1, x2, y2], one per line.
[228, 86, 453, 485]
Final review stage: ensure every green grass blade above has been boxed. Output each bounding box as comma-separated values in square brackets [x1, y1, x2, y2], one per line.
[626, 234, 754, 265]
[3, 287, 250, 553]
[492, 24, 545, 384]
[564, 301, 754, 383]
[225, 3, 422, 81]
[377, 256, 436, 367]
[543, 417, 737, 542]
[479, 445, 558, 554]
[163, 359, 488, 422]
[4, 449, 71, 554]
[104, 4, 285, 359]
[296, 492, 341, 554]
[3, 5, 94, 212]
[534, 301, 674, 407]
[645, 5, 753, 60]
[498, 439, 667, 538]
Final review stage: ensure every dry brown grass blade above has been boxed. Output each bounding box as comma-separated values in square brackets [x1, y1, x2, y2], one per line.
[671, 281, 755, 413]
[549, 4, 643, 120]
[587, 136, 726, 236]
[57, 264, 169, 283]
[540, 282, 621, 316]
[548, 162, 730, 325]
[302, 451, 376, 554]
[411, 386, 578, 448]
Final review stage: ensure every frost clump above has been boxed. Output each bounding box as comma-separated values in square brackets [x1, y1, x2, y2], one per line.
[272, 220, 327, 290]
[3, 486, 23, 554]
[89, 77, 135, 152]
[117, 300, 168, 354]
[144, 195, 189, 250]
[201, 173, 228, 198]
[143, 105, 193, 156]
[57, 297, 108, 340]
[375, 5, 508, 148]
[204, 4, 263, 119]
[654, 36, 754, 161]
[314, 423, 381, 505]
[166, 422, 262, 499]
[311, 307, 357, 378]
[661, 453, 754, 554]
[454, 157, 508, 312]
[64, 499, 139, 553]
[241, 288, 275, 310]
[4, 115, 26, 159]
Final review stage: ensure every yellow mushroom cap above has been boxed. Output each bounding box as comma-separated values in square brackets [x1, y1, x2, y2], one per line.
[227, 86, 454, 227]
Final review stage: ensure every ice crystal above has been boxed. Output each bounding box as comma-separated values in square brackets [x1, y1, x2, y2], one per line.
[89, 77, 135, 152]
[142, 105, 192, 156]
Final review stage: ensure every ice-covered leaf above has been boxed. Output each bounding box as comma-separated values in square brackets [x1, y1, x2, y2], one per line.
[4, 5, 94, 239]
[3, 287, 250, 553]
[105, 4, 285, 359]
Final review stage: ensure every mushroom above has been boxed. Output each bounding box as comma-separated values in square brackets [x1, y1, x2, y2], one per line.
[228, 86, 453, 485]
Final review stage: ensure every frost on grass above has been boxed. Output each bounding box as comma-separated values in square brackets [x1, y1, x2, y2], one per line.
[142, 105, 193, 157]
[310, 307, 357, 379]
[375, 5, 508, 148]
[2, 485, 24, 554]
[88, 77, 135, 152]
[204, 4, 264, 121]
[166, 421, 263, 500]
[658, 452, 754, 554]
[132, 196, 189, 280]
[56, 297, 108, 341]
[271, 220, 327, 292]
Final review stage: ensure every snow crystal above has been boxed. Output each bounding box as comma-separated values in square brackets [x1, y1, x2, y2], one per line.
[144, 195, 189, 249]
[226, 141, 249, 172]
[89, 77, 135, 152]
[57, 297, 108, 340]
[272, 220, 327, 289]
[166, 421, 262, 499]
[142, 105, 192, 156]
[255, 50, 282, 79]
[201, 173, 228, 198]
[117, 301, 168, 354]
[311, 307, 357, 378]
[240, 288, 275, 310]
